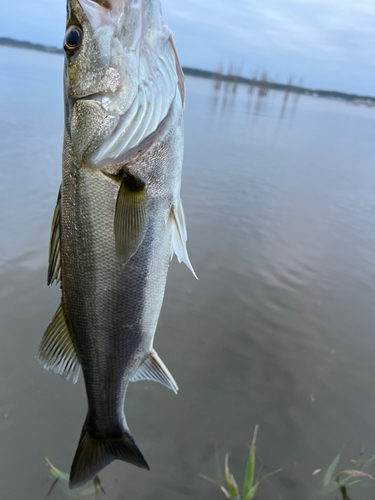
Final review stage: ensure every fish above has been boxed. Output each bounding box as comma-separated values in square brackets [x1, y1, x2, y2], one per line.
[36, 0, 196, 490]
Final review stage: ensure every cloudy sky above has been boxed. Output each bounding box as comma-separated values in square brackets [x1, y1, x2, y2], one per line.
[1, 0, 375, 95]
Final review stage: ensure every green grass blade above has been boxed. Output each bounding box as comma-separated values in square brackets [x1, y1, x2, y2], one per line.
[363, 454, 375, 471]
[225, 454, 240, 498]
[199, 473, 218, 485]
[242, 425, 258, 500]
[249, 484, 258, 499]
[46, 457, 70, 482]
[318, 482, 341, 496]
[323, 453, 340, 487]
[45, 458, 103, 498]
[256, 468, 283, 486]
[215, 450, 222, 481]
[93, 477, 105, 495]
[221, 486, 239, 500]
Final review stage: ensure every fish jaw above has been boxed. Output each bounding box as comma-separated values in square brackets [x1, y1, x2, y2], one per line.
[65, 0, 184, 169]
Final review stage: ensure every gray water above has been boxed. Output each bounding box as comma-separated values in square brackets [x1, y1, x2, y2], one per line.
[1, 46, 375, 500]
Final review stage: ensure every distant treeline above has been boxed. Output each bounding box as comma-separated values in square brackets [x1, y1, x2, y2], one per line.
[0, 37, 64, 55]
[183, 67, 375, 104]
[1, 37, 374, 105]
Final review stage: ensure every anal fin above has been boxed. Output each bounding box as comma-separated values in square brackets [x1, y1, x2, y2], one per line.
[114, 173, 147, 264]
[36, 302, 80, 384]
[48, 186, 61, 286]
[130, 349, 179, 394]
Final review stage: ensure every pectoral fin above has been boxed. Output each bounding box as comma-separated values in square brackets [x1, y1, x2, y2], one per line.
[36, 302, 80, 384]
[170, 200, 198, 279]
[48, 187, 61, 286]
[114, 173, 147, 264]
[130, 349, 178, 394]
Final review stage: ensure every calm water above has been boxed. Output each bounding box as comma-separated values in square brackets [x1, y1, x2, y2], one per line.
[1, 46, 375, 500]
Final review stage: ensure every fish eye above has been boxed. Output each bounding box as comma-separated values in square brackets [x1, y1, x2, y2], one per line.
[64, 26, 83, 55]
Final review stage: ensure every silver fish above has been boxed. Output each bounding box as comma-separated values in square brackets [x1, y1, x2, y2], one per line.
[37, 0, 196, 490]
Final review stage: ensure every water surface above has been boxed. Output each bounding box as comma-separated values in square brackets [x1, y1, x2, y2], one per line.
[1, 46, 375, 499]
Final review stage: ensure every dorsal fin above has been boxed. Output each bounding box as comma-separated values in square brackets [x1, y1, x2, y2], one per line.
[48, 187, 61, 286]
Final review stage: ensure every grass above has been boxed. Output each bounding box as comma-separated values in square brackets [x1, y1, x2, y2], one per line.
[201, 425, 282, 500]
[44, 439, 375, 500]
[316, 449, 375, 499]
[45, 458, 104, 498]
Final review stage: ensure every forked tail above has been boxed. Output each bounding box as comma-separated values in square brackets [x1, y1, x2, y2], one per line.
[69, 421, 149, 490]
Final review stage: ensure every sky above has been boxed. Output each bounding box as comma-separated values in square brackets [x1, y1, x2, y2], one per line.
[1, 0, 375, 95]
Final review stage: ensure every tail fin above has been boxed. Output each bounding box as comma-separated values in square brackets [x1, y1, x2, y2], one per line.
[69, 421, 149, 490]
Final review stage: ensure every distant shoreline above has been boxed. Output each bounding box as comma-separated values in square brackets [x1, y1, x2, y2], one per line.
[1, 37, 374, 105]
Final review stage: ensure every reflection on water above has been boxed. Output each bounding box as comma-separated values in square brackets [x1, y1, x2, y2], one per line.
[2, 47, 375, 500]
[211, 69, 301, 120]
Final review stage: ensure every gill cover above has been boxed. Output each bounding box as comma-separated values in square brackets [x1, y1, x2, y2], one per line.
[66, 0, 185, 168]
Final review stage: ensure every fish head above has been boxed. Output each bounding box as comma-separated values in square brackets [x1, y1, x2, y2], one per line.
[64, 0, 139, 163]
[64, 0, 184, 168]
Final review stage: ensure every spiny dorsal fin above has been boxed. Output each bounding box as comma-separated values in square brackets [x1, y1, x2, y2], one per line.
[114, 173, 147, 265]
[48, 186, 61, 286]
[36, 302, 80, 384]
[130, 349, 179, 394]
[170, 200, 198, 279]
